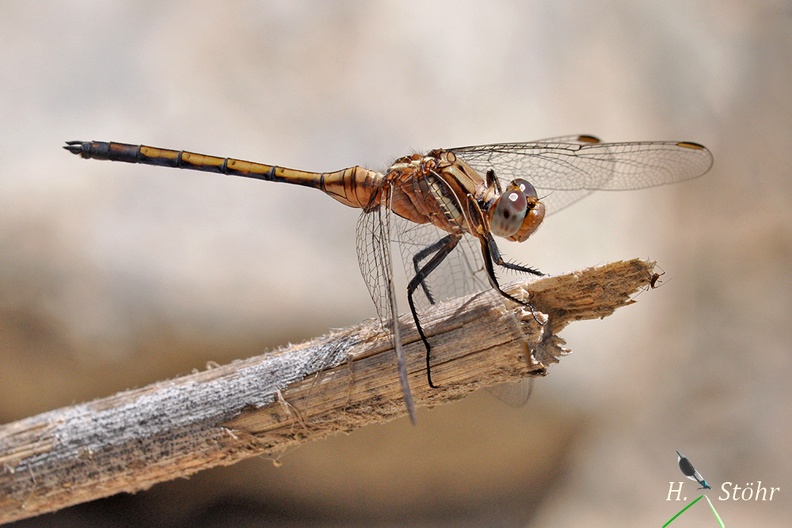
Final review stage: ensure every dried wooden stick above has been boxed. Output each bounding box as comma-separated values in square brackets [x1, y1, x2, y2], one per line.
[0, 259, 655, 524]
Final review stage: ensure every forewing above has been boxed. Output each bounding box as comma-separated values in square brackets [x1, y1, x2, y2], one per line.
[450, 138, 713, 215]
[355, 190, 416, 423]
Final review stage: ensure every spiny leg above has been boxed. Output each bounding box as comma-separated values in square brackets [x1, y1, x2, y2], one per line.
[407, 233, 462, 388]
[487, 236, 544, 276]
[481, 234, 546, 324]
[462, 192, 543, 313]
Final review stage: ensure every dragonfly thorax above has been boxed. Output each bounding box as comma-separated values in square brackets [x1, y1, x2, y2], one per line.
[385, 150, 486, 236]
[421, 150, 547, 243]
[385, 149, 546, 243]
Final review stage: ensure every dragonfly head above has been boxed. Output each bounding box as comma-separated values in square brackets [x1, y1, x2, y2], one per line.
[489, 178, 545, 242]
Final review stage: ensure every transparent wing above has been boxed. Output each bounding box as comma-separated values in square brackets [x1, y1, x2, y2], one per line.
[486, 378, 535, 407]
[450, 137, 713, 215]
[355, 190, 416, 423]
[394, 219, 487, 311]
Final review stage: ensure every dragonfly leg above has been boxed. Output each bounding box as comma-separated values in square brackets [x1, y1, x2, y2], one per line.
[411, 234, 456, 305]
[486, 169, 502, 194]
[407, 233, 462, 388]
[478, 235, 546, 324]
[487, 237, 544, 276]
[464, 192, 546, 324]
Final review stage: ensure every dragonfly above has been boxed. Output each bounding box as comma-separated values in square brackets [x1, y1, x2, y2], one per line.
[64, 135, 713, 423]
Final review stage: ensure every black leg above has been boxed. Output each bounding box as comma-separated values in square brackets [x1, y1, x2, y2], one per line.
[486, 169, 502, 194]
[482, 235, 546, 324]
[407, 233, 461, 388]
[487, 236, 544, 276]
[411, 234, 455, 305]
[463, 192, 542, 308]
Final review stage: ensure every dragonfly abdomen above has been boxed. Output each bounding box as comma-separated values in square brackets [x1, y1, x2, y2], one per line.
[64, 141, 383, 209]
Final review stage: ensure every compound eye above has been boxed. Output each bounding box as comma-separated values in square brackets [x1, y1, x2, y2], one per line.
[513, 178, 538, 199]
[490, 185, 528, 238]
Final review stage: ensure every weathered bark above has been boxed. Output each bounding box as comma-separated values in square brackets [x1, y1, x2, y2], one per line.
[0, 259, 655, 524]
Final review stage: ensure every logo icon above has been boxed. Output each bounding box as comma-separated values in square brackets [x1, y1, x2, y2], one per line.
[664, 450, 724, 527]
[677, 450, 712, 490]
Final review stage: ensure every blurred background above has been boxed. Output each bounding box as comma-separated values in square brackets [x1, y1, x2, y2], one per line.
[1, 1, 789, 526]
